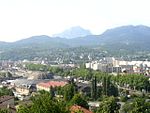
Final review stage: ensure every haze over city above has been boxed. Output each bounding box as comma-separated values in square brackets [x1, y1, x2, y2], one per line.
[0, 0, 150, 42]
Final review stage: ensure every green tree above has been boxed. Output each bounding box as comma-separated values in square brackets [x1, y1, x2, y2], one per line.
[17, 105, 30, 113]
[69, 94, 89, 109]
[0, 87, 13, 96]
[17, 91, 69, 113]
[91, 76, 97, 100]
[50, 86, 55, 98]
[122, 98, 150, 113]
[0, 109, 9, 113]
[96, 96, 120, 113]
[112, 74, 150, 92]
[102, 76, 118, 96]
[63, 84, 76, 101]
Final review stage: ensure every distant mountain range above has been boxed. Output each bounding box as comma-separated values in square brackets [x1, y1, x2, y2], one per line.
[1, 25, 150, 60]
[98, 25, 150, 51]
[52, 26, 92, 39]
[14, 25, 150, 48]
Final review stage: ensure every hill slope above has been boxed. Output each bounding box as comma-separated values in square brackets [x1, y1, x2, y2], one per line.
[97, 25, 150, 51]
[1, 25, 150, 60]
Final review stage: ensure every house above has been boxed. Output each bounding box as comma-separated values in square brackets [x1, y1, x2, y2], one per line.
[11, 79, 47, 100]
[11, 79, 39, 96]
[70, 105, 93, 113]
[36, 81, 68, 92]
[15, 84, 36, 96]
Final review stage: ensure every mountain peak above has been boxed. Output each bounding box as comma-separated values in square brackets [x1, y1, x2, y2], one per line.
[53, 26, 92, 39]
[69, 26, 87, 30]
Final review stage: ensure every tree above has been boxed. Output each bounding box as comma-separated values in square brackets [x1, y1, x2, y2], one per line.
[112, 74, 150, 92]
[17, 105, 30, 113]
[122, 98, 150, 113]
[69, 94, 89, 109]
[91, 76, 97, 100]
[17, 91, 69, 113]
[0, 87, 13, 96]
[0, 109, 9, 113]
[72, 68, 91, 80]
[63, 84, 76, 101]
[50, 86, 55, 98]
[96, 96, 120, 113]
[108, 83, 118, 97]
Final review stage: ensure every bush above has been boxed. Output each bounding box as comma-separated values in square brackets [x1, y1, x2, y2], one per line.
[120, 96, 128, 102]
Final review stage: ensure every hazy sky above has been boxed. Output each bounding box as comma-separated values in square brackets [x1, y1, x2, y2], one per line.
[0, 0, 150, 42]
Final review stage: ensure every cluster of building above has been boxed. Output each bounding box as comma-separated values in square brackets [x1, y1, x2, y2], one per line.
[0, 76, 93, 113]
[86, 57, 150, 75]
[10, 78, 68, 100]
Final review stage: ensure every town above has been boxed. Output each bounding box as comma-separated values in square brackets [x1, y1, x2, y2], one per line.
[1, 0, 150, 112]
[0, 57, 150, 113]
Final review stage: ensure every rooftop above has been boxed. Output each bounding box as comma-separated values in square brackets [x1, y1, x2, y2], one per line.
[37, 81, 68, 88]
[11, 79, 49, 86]
[70, 105, 93, 113]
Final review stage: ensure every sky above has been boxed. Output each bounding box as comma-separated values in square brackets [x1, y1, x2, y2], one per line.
[0, 0, 150, 42]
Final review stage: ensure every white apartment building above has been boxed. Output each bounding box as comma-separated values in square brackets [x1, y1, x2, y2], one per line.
[86, 57, 150, 74]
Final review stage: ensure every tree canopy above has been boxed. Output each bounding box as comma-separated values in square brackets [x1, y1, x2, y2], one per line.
[17, 91, 69, 113]
[69, 94, 89, 109]
[0, 87, 13, 96]
[96, 96, 120, 113]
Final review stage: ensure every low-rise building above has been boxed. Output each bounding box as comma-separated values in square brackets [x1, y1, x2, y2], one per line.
[36, 81, 68, 92]
[15, 84, 36, 96]
[11, 79, 48, 99]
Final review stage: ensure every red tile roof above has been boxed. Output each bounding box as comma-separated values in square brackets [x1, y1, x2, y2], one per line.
[70, 105, 93, 113]
[37, 81, 67, 88]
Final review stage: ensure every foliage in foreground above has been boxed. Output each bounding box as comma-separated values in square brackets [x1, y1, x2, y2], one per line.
[96, 96, 120, 113]
[0, 109, 9, 113]
[17, 91, 69, 113]
[0, 87, 14, 96]
[122, 98, 150, 113]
